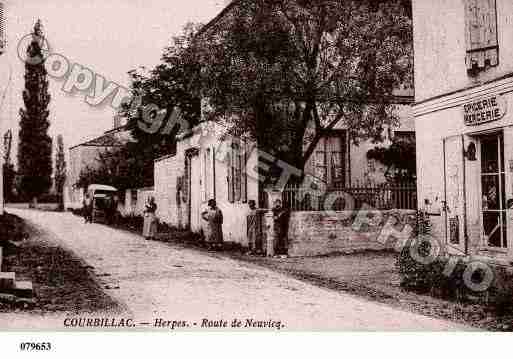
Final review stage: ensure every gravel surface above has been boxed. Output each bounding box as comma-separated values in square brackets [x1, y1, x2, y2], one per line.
[2, 208, 470, 331]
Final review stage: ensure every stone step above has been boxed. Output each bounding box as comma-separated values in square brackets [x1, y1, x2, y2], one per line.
[0, 272, 15, 290]
[12, 281, 33, 298]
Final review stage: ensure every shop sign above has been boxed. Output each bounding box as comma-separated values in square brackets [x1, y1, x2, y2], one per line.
[463, 95, 507, 126]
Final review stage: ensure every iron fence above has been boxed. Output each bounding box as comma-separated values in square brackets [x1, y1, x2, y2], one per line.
[264, 181, 417, 211]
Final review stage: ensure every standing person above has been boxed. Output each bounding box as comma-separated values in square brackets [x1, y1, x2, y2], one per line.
[83, 194, 92, 223]
[111, 194, 120, 226]
[272, 199, 289, 256]
[246, 200, 258, 255]
[201, 199, 223, 251]
[143, 196, 158, 240]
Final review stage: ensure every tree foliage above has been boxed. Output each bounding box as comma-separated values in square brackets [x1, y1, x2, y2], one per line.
[76, 143, 153, 191]
[54, 134, 66, 209]
[3, 129, 14, 202]
[366, 136, 416, 181]
[198, 0, 413, 169]
[124, 0, 413, 175]
[17, 20, 53, 201]
[122, 22, 203, 160]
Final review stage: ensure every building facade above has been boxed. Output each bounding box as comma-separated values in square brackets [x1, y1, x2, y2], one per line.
[154, 120, 259, 246]
[414, 0, 513, 259]
[304, 103, 415, 188]
[65, 127, 132, 209]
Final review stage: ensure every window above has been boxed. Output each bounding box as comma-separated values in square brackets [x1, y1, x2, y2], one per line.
[464, 0, 499, 72]
[203, 148, 212, 202]
[331, 152, 344, 185]
[227, 139, 247, 203]
[315, 151, 327, 182]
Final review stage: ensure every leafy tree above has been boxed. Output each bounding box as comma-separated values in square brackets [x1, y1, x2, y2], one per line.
[3, 163, 15, 203]
[123, 22, 203, 160]
[3, 129, 15, 203]
[76, 143, 153, 191]
[198, 0, 413, 171]
[123, 0, 413, 183]
[366, 136, 416, 182]
[17, 20, 52, 206]
[54, 134, 66, 210]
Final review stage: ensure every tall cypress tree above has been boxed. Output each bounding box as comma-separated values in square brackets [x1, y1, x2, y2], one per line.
[54, 134, 66, 210]
[18, 20, 52, 205]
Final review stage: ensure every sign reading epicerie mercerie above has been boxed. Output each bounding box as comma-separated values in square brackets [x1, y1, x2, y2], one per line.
[463, 95, 507, 126]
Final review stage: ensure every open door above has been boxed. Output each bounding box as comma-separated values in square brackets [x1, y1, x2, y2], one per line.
[443, 135, 467, 253]
[479, 132, 507, 251]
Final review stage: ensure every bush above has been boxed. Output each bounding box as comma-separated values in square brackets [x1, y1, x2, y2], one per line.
[397, 210, 513, 310]
[396, 210, 464, 298]
[0, 213, 29, 243]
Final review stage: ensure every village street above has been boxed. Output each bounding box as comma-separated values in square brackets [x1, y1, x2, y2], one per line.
[2, 208, 467, 331]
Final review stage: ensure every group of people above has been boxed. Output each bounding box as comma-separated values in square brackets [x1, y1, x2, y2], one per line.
[83, 190, 288, 255]
[202, 198, 288, 255]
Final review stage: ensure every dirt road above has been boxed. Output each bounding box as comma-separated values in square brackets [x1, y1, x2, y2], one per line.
[2, 208, 468, 331]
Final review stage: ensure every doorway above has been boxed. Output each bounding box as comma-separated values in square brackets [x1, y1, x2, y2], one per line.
[480, 133, 507, 249]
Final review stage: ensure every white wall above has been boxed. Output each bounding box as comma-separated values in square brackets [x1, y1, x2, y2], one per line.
[154, 122, 259, 246]
[413, 0, 513, 102]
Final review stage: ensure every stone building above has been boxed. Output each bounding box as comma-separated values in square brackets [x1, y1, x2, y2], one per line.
[65, 120, 132, 209]
[413, 0, 513, 259]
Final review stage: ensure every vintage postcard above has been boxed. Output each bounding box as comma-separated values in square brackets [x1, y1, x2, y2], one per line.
[0, 0, 512, 351]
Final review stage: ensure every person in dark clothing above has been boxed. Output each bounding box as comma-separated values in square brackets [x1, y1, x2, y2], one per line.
[202, 199, 223, 251]
[272, 199, 289, 256]
[143, 197, 158, 240]
[83, 194, 92, 223]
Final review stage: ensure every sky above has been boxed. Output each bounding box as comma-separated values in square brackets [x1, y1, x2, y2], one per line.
[0, 0, 227, 158]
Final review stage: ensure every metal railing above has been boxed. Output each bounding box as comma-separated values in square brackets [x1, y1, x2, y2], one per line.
[265, 181, 417, 211]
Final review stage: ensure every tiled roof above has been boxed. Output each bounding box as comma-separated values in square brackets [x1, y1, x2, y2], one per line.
[70, 132, 127, 150]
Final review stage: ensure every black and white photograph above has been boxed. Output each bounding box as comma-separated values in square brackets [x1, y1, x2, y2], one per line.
[0, 0, 511, 355]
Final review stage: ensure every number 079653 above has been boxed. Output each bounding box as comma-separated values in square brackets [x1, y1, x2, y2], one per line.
[19, 342, 52, 351]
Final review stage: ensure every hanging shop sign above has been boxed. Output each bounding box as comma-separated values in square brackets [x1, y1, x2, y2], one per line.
[463, 95, 507, 126]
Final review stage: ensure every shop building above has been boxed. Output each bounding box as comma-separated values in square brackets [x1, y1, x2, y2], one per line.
[413, 0, 513, 260]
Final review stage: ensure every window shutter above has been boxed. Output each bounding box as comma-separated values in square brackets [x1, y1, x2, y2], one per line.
[183, 161, 189, 204]
[241, 141, 247, 203]
[201, 150, 206, 202]
[234, 141, 241, 202]
[211, 147, 216, 200]
[465, 0, 498, 70]
[227, 151, 234, 203]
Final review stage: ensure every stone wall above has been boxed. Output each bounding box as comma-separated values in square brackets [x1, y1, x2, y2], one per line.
[286, 209, 416, 257]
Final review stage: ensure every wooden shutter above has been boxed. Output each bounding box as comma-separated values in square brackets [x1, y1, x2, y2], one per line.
[183, 159, 189, 204]
[241, 141, 247, 203]
[444, 136, 466, 248]
[233, 141, 241, 202]
[211, 147, 216, 200]
[227, 151, 234, 203]
[201, 149, 207, 202]
[465, 0, 498, 69]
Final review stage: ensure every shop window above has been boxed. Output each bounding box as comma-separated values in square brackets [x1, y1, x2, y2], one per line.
[480, 134, 507, 249]
[464, 0, 499, 73]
